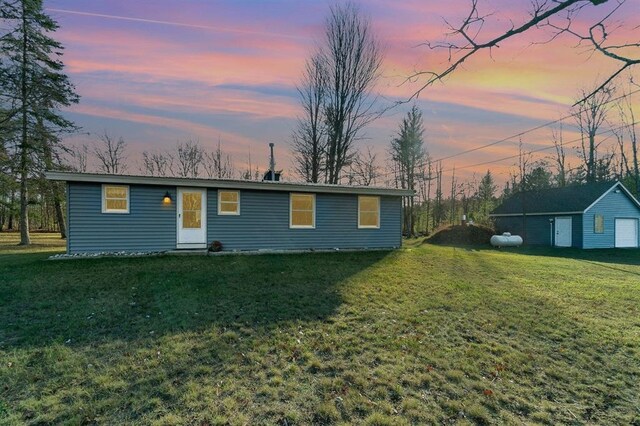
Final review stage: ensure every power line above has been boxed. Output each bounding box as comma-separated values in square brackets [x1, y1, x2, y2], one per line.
[441, 120, 637, 174]
[376, 119, 638, 180]
[430, 88, 640, 163]
[376, 89, 640, 180]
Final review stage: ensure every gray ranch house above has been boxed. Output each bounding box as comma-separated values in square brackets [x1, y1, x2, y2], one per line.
[46, 171, 412, 254]
[490, 181, 640, 249]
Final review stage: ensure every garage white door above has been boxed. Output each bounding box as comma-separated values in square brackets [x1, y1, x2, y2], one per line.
[615, 218, 639, 248]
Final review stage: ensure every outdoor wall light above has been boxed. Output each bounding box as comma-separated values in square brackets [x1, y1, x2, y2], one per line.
[162, 192, 172, 204]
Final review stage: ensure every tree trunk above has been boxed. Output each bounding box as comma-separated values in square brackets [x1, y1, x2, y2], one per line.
[8, 189, 15, 230]
[53, 185, 66, 238]
[19, 161, 30, 244]
[18, 4, 31, 245]
[41, 129, 67, 238]
[588, 130, 596, 183]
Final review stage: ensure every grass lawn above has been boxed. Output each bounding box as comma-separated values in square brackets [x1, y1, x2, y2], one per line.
[1, 233, 639, 425]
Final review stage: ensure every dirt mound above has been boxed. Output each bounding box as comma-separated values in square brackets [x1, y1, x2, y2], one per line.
[424, 224, 495, 246]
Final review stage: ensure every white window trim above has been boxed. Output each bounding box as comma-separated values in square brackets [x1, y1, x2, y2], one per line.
[289, 193, 316, 229]
[102, 184, 130, 214]
[358, 195, 380, 229]
[217, 190, 240, 215]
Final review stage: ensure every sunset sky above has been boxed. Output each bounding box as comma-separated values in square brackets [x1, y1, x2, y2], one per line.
[45, 0, 639, 185]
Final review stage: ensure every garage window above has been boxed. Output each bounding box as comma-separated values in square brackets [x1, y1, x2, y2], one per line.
[594, 214, 604, 234]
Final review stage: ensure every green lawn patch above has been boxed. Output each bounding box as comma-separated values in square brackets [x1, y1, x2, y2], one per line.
[1, 235, 639, 424]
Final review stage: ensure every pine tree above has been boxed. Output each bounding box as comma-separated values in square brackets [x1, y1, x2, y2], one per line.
[477, 170, 497, 218]
[390, 106, 427, 235]
[0, 0, 79, 244]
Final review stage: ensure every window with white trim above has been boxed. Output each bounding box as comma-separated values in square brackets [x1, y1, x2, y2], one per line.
[358, 196, 380, 228]
[218, 190, 240, 215]
[102, 185, 129, 213]
[290, 193, 315, 228]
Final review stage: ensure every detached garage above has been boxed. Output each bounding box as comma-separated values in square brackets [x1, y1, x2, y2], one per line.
[490, 181, 640, 249]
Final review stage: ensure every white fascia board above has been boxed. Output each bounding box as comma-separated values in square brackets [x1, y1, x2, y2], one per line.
[45, 171, 415, 197]
[583, 181, 640, 213]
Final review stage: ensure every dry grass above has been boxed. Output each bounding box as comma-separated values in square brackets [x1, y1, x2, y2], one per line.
[1, 235, 639, 424]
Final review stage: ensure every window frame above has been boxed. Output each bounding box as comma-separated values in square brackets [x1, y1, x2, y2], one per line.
[289, 193, 316, 229]
[594, 213, 605, 234]
[101, 184, 130, 214]
[217, 190, 240, 216]
[358, 195, 380, 229]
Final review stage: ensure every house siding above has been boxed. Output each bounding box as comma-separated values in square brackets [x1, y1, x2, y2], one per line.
[68, 183, 177, 253]
[67, 183, 402, 253]
[207, 190, 402, 250]
[494, 214, 582, 248]
[583, 189, 640, 249]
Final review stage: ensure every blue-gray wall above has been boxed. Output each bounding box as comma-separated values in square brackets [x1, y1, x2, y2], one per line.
[67, 183, 402, 253]
[583, 189, 640, 249]
[68, 183, 177, 253]
[494, 214, 583, 248]
[207, 190, 402, 251]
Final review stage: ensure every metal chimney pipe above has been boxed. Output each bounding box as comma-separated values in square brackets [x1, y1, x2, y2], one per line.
[269, 143, 275, 181]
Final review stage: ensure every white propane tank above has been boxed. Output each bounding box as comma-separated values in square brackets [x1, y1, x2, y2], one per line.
[490, 232, 523, 248]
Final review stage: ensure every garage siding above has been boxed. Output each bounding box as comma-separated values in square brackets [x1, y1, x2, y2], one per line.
[493, 214, 582, 248]
[583, 189, 640, 248]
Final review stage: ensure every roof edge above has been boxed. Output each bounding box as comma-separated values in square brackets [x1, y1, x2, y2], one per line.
[45, 171, 415, 196]
[583, 181, 640, 213]
[490, 211, 584, 217]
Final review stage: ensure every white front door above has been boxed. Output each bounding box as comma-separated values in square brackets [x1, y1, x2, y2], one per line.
[615, 218, 639, 248]
[177, 188, 207, 249]
[555, 217, 572, 247]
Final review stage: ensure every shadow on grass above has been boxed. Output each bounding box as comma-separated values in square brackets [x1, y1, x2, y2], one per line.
[0, 250, 391, 350]
[421, 240, 640, 267]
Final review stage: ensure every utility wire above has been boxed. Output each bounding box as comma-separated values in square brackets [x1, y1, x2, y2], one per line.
[376, 119, 638, 179]
[376, 89, 640, 180]
[430, 88, 640, 163]
[440, 120, 637, 173]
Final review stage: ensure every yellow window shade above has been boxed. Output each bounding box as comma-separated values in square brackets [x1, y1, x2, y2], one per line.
[290, 194, 314, 227]
[359, 196, 379, 228]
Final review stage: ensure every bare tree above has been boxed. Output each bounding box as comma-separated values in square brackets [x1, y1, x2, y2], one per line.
[203, 139, 235, 179]
[550, 124, 568, 187]
[417, 159, 433, 233]
[292, 54, 327, 183]
[66, 143, 88, 172]
[321, 2, 383, 184]
[240, 148, 260, 181]
[174, 139, 204, 178]
[517, 139, 533, 190]
[141, 150, 173, 176]
[574, 85, 613, 182]
[413, 0, 638, 103]
[349, 146, 380, 186]
[94, 131, 128, 174]
[617, 86, 639, 193]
